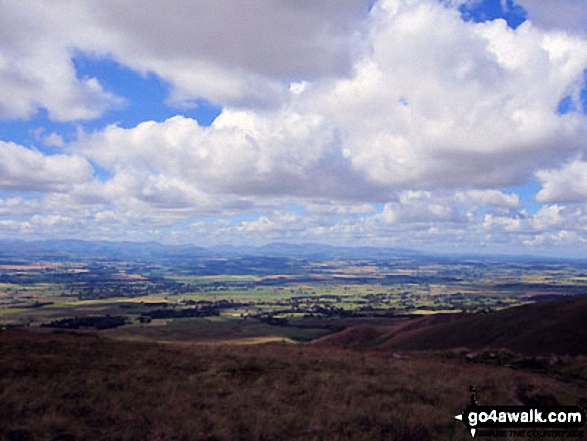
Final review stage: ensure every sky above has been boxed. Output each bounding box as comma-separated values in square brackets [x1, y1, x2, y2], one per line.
[1, 0, 587, 257]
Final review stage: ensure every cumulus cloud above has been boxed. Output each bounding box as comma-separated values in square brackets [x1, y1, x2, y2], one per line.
[518, 0, 587, 34]
[88, 0, 373, 106]
[483, 204, 569, 234]
[74, 112, 386, 205]
[456, 189, 520, 207]
[303, 201, 377, 216]
[68, 0, 587, 209]
[377, 191, 468, 224]
[478, 203, 587, 254]
[0, 142, 93, 192]
[316, 1, 587, 190]
[0, 0, 372, 118]
[536, 160, 587, 203]
[41, 133, 65, 148]
[237, 213, 303, 234]
[0, 0, 123, 120]
[0, 198, 40, 217]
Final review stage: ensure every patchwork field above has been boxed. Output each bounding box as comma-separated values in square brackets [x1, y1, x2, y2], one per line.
[2, 250, 586, 346]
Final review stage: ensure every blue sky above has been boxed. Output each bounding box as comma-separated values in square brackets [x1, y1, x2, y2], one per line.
[1, 0, 587, 256]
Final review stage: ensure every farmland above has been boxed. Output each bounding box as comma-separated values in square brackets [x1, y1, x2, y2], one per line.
[1, 241, 586, 344]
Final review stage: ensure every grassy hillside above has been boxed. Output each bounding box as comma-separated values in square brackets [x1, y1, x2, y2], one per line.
[311, 313, 467, 350]
[1, 329, 586, 440]
[379, 296, 587, 355]
[312, 296, 587, 356]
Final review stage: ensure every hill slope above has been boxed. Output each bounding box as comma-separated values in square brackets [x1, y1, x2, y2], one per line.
[311, 313, 468, 349]
[1, 328, 586, 440]
[380, 296, 587, 355]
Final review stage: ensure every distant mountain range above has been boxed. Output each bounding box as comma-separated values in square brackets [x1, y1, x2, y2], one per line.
[2, 239, 586, 264]
[0, 239, 422, 262]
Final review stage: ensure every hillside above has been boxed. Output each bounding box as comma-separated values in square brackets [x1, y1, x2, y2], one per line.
[311, 313, 468, 350]
[379, 296, 587, 355]
[311, 296, 587, 356]
[1, 328, 586, 440]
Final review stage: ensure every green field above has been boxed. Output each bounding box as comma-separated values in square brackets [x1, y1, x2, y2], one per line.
[1, 253, 585, 345]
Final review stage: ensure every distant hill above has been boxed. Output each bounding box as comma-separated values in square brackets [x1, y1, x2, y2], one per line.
[242, 242, 422, 259]
[315, 296, 587, 356]
[4, 239, 587, 264]
[0, 239, 421, 262]
[0, 239, 211, 262]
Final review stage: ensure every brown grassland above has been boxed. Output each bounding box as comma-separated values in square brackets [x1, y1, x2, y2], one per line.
[1, 328, 586, 441]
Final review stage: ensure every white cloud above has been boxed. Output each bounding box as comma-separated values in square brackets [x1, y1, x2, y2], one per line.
[314, 2, 587, 190]
[518, 0, 587, 35]
[83, 0, 372, 107]
[42, 133, 65, 148]
[0, 0, 123, 121]
[483, 204, 567, 233]
[536, 160, 587, 203]
[532, 204, 564, 230]
[237, 213, 302, 234]
[0, 0, 372, 118]
[0, 142, 93, 192]
[456, 189, 520, 207]
[377, 191, 467, 224]
[303, 201, 377, 216]
[0, 197, 40, 217]
[483, 212, 523, 232]
[70, 1, 587, 207]
[74, 112, 382, 205]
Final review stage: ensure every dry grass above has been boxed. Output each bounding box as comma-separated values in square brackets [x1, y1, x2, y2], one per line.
[0, 329, 586, 441]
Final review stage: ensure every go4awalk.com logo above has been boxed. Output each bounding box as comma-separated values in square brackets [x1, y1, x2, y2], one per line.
[455, 387, 586, 438]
